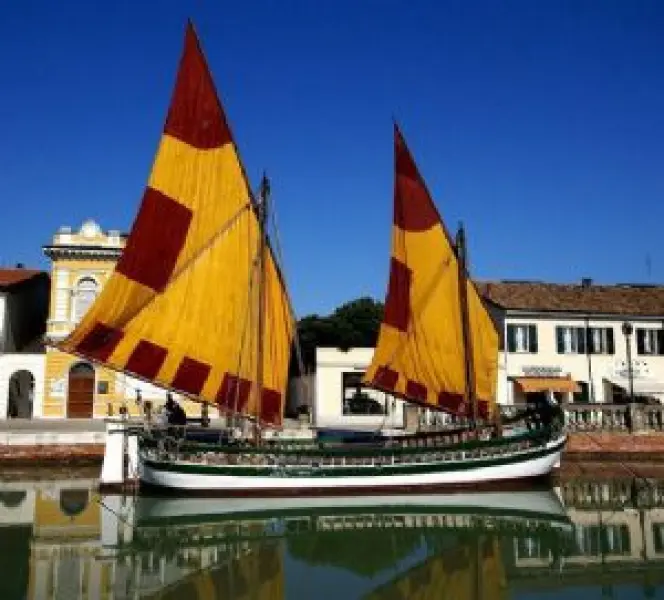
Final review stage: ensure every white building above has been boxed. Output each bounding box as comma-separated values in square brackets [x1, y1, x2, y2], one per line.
[480, 279, 664, 406]
[313, 280, 664, 428]
[0, 268, 50, 419]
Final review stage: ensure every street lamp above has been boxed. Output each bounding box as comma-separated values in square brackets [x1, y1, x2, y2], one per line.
[621, 322, 635, 403]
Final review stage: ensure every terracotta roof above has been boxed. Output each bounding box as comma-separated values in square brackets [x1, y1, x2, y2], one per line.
[0, 268, 45, 289]
[476, 280, 664, 317]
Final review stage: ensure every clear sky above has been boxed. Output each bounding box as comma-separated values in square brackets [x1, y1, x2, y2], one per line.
[1, 0, 664, 316]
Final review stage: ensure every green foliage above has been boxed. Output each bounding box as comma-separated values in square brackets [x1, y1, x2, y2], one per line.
[296, 297, 384, 371]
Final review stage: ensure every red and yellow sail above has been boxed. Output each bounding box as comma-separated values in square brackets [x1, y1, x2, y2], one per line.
[363, 125, 498, 418]
[57, 22, 294, 425]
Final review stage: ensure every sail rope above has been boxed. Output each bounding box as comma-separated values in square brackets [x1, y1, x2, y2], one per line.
[61, 202, 252, 342]
[268, 191, 310, 411]
[229, 252, 260, 427]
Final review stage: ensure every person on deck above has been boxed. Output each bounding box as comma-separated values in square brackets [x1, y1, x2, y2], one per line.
[165, 393, 187, 427]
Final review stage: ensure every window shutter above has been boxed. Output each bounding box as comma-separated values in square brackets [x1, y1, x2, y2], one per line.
[528, 324, 538, 353]
[636, 329, 646, 355]
[585, 327, 593, 354]
[576, 327, 586, 354]
[556, 327, 564, 354]
[507, 325, 516, 353]
[657, 329, 664, 355]
[606, 327, 615, 355]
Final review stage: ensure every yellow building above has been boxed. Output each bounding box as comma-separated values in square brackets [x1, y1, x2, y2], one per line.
[42, 220, 204, 419]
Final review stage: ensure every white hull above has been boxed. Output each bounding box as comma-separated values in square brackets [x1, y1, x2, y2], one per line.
[138, 433, 565, 495]
[134, 488, 568, 525]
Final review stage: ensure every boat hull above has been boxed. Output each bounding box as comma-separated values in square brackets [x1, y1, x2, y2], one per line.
[138, 433, 566, 496]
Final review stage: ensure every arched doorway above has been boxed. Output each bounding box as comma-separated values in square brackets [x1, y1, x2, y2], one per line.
[7, 370, 34, 418]
[67, 363, 95, 418]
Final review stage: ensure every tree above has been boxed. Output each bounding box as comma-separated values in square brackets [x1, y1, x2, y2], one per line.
[294, 297, 384, 372]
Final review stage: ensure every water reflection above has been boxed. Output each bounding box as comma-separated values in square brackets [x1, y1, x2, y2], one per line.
[0, 471, 663, 599]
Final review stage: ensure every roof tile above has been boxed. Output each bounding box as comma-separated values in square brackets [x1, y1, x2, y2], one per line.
[477, 281, 664, 317]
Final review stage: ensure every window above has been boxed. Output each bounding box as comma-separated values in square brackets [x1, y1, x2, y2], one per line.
[342, 371, 388, 416]
[506, 324, 538, 353]
[73, 277, 99, 322]
[636, 328, 664, 356]
[587, 327, 614, 355]
[97, 381, 109, 394]
[654, 524, 664, 553]
[556, 326, 586, 354]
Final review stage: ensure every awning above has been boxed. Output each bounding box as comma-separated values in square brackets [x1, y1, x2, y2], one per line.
[604, 378, 664, 396]
[513, 376, 581, 394]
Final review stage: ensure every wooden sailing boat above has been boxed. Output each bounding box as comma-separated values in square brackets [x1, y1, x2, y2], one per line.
[58, 21, 566, 495]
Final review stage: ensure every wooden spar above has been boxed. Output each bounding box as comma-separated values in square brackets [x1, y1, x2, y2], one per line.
[455, 222, 479, 434]
[254, 174, 270, 443]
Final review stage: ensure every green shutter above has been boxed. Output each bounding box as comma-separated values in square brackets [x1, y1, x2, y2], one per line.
[606, 328, 615, 355]
[528, 324, 538, 353]
[576, 327, 586, 354]
[556, 327, 564, 354]
[507, 325, 516, 353]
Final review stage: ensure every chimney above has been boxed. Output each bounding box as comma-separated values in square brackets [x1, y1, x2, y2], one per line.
[15, 262, 24, 269]
[581, 277, 592, 288]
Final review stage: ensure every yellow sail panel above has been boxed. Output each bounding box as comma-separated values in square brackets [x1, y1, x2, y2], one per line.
[468, 280, 499, 412]
[57, 22, 294, 425]
[363, 125, 498, 417]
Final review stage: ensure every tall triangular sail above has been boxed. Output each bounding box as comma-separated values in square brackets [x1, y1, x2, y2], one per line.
[363, 125, 498, 417]
[57, 22, 295, 425]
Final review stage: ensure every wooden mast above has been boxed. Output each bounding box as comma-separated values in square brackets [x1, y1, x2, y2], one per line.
[455, 222, 479, 435]
[254, 174, 270, 444]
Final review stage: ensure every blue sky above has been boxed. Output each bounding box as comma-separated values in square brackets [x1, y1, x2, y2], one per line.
[2, 0, 664, 316]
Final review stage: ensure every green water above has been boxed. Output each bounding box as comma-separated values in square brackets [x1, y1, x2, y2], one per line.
[0, 467, 663, 599]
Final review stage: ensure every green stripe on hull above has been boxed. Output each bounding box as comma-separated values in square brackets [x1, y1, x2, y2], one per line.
[141, 437, 565, 479]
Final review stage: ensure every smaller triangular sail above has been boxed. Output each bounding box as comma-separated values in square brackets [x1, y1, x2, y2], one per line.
[363, 125, 498, 417]
[56, 22, 294, 426]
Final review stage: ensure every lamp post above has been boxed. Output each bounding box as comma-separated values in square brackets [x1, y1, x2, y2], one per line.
[621, 322, 635, 403]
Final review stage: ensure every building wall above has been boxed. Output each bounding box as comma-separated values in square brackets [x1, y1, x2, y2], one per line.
[313, 313, 664, 422]
[501, 313, 664, 404]
[314, 347, 405, 430]
[4, 276, 49, 352]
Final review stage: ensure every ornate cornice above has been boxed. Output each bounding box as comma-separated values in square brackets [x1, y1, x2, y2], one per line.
[42, 245, 122, 260]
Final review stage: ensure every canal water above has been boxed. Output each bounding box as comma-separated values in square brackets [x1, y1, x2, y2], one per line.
[0, 466, 663, 599]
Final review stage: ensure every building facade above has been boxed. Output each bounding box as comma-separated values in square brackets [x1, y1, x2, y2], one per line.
[313, 280, 664, 429]
[481, 280, 664, 406]
[0, 268, 50, 419]
[42, 220, 205, 419]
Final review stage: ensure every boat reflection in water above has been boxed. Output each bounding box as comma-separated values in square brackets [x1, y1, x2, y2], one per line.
[102, 487, 571, 599]
[3, 473, 664, 598]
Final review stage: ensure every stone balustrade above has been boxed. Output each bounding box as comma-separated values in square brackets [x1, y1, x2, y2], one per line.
[428, 401, 664, 435]
[562, 403, 664, 434]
